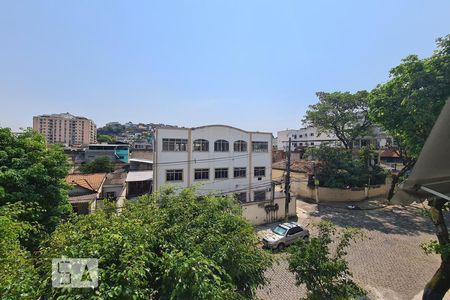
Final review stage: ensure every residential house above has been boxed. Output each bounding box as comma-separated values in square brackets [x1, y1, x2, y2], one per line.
[126, 158, 153, 198]
[66, 173, 107, 214]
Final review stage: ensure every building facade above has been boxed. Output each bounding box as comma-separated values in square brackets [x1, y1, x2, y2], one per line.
[33, 113, 96, 146]
[154, 125, 273, 203]
[277, 126, 393, 151]
[277, 127, 339, 151]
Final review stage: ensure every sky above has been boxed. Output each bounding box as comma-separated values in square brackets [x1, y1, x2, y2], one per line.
[1, 1, 449, 134]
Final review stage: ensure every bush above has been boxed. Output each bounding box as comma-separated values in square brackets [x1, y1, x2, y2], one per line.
[38, 188, 272, 299]
[306, 145, 386, 188]
[79, 156, 114, 173]
[288, 221, 366, 300]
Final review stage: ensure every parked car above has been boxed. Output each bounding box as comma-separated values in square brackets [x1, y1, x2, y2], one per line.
[261, 222, 309, 250]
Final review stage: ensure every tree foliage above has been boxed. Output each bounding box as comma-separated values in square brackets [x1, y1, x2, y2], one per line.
[306, 145, 386, 188]
[38, 188, 271, 299]
[0, 203, 40, 299]
[97, 122, 126, 136]
[303, 91, 371, 149]
[369, 35, 450, 159]
[97, 134, 116, 144]
[288, 221, 365, 300]
[79, 156, 114, 173]
[0, 128, 71, 243]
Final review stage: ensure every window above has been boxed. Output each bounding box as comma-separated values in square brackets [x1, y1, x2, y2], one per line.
[299, 143, 303, 146]
[254, 167, 266, 177]
[252, 141, 268, 152]
[288, 227, 302, 235]
[235, 192, 247, 203]
[214, 140, 229, 152]
[233, 167, 246, 178]
[254, 190, 266, 201]
[293, 142, 297, 147]
[194, 168, 209, 180]
[299, 134, 303, 138]
[310, 142, 314, 145]
[214, 168, 228, 179]
[166, 169, 183, 181]
[162, 138, 187, 151]
[293, 135, 297, 139]
[233, 140, 247, 152]
[193, 139, 209, 152]
[105, 192, 116, 199]
[310, 133, 314, 136]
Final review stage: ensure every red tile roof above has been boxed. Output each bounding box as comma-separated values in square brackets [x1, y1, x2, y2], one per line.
[380, 150, 400, 158]
[66, 173, 107, 192]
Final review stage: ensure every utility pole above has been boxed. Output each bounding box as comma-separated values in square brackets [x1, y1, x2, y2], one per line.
[285, 138, 291, 221]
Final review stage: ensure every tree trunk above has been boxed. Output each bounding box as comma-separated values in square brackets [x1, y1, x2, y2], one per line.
[423, 199, 450, 300]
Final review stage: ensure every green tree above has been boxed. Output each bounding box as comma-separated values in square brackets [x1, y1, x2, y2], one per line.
[0, 203, 40, 299]
[0, 128, 71, 247]
[306, 145, 386, 188]
[288, 221, 365, 300]
[97, 122, 126, 135]
[79, 156, 114, 173]
[38, 188, 271, 299]
[97, 134, 116, 144]
[369, 35, 450, 200]
[303, 91, 371, 149]
[369, 35, 450, 299]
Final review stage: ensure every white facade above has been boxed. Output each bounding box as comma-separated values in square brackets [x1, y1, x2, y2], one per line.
[277, 127, 339, 151]
[154, 125, 273, 202]
[277, 126, 393, 151]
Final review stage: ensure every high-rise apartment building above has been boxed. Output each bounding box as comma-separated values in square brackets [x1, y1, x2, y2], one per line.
[33, 113, 97, 146]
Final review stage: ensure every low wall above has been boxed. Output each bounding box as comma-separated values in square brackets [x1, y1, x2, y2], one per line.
[241, 196, 296, 225]
[292, 181, 388, 202]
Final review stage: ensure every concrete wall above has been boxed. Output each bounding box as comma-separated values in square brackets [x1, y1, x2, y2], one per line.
[292, 181, 388, 202]
[241, 196, 296, 225]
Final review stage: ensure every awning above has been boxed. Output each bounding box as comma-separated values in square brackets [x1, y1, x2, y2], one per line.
[392, 98, 450, 204]
[126, 170, 153, 182]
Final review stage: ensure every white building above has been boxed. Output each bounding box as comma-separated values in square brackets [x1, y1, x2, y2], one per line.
[277, 127, 339, 151]
[277, 126, 393, 151]
[153, 125, 273, 203]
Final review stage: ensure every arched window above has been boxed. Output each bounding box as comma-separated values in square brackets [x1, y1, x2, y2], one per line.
[214, 140, 229, 152]
[233, 140, 247, 152]
[193, 139, 209, 152]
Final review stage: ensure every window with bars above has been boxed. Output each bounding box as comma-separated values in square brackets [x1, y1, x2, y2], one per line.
[252, 141, 268, 152]
[166, 169, 183, 181]
[235, 192, 247, 203]
[214, 140, 229, 152]
[194, 168, 209, 180]
[253, 190, 266, 201]
[233, 167, 246, 178]
[233, 140, 247, 152]
[193, 139, 209, 152]
[254, 167, 266, 177]
[162, 138, 188, 151]
[214, 168, 228, 179]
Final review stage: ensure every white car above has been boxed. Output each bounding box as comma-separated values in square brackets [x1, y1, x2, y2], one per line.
[262, 222, 309, 250]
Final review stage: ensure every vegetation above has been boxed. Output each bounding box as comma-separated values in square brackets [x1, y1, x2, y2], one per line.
[37, 188, 271, 299]
[97, 134, 116, 144]
[288, 221, 365, 300]
[303, 91, 371, 149]
[79, 156, 115, 173]
[0, 128, 71, 249]
[368, 35, 450, 298]
[369, 35, 450, 200]
[0, 203, 40, 299]
[306, 145, 386, 188]
[97, 122, 126, 136]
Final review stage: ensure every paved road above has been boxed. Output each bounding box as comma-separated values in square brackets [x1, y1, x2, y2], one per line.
[256, 200, 450, 300]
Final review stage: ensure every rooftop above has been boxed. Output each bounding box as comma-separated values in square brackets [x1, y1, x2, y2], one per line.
[66, 173, 107, 192]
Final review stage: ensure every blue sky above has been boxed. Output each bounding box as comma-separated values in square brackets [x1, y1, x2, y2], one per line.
[1, 1, 449, 133]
